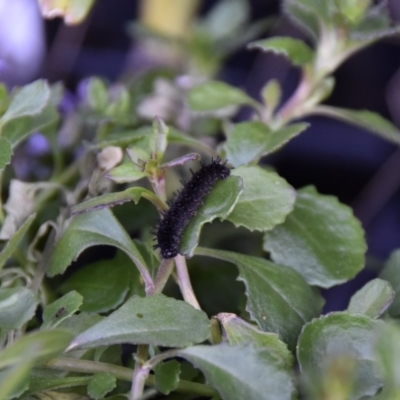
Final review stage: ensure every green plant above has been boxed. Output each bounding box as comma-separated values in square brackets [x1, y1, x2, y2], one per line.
[1, 0, 400, 399]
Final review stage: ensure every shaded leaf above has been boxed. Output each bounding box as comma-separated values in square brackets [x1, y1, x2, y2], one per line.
[379, 249, 400, 317]
[29, 376, 90, 393]
[0, 137, 12, 171]
[154, 360, 181, 395]
[58, 313, 104, 336]
[264, 186, 366, 288]
[87, 373, 116, 400]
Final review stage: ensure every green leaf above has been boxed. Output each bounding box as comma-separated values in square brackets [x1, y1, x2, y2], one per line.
[42, 291, 83, 329]
[47, 209, 152, 293]
[179, 343, 297, 400]
[87, 373, 116, 400]
[261, 79, 282, 114]
[216, 313, 294, 368]
[195, 248, 324, 349]
[106, 163, 146, 184]
[314, 106, 400, 145]
[347, 278, 395, 318]
[227, 166, 296, 232]
[187, 81, 259, 112]
[168, 127, 215, 155]
[180, 175, 243, 258]
[379, 249, 400, 317]
[0, 137, 12, 171]
[59, 252, 132, 313]
[154, 360, 181, 395]
[29, 376, 90, 393]
[38, 0, 96, 25]
[263, 186, 366, 288]
[298, 312, 382, 400]
[0, 329, 73, 369]
[0, 288, 38, 330]
[86, 78, 108, 112]
[223, 122, 308, 167]
[0, 362, 32, 400]
[58, 313, 104, 336]
[68, 295, 210, 350]
[248, 36, 314, 66]
[0, 214, 35, 272]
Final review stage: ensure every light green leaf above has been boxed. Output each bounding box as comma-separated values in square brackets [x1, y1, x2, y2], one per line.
[0, 287, 38, 330]
[107, 162, 146, 184]
[298, 312, 382, 400]
[223, 122, 308, 167]
[180, 175, 243, 258]
[0, 361, 32, 400]
[261, 79, 282, 114]
[59, 252, 132, 313]
[168, 128, 214, 155]
[42, 291, 83, 329]
[47, 209, 152, 293]
[379, 249, 400, 317]
[0, 214, 35, 272]
[195, 247, 324, 349]
[179, 343, 297, 400]
[86, 77, 108, 112]
[0, 137, 12, 171]
[154, 360, 181, 395]
[216, 313, 294, 368]
[248, 36, 314, 66]
[313, 106, 400, 145]
[264, 186, 366, 288]
[67, 295, 210, 350]
[87, 373, 116, 400]
[227, 166, 296, 232]
[187, 81, 259, 112]
[38, 0, 96, 25]
[58, 313, 104, 336]
[347, 278, 395, 318]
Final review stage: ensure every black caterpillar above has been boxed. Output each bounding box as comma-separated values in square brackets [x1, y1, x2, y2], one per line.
[154, 159, 231, 259]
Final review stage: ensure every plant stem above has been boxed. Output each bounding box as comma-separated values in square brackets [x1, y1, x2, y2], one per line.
[131, 345, 150, 400]
[153, 257, 174, 294]
[175, 254, 200, 309]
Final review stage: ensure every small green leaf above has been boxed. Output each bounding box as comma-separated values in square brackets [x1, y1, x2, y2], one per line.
[180, 176, 243, 258]
[0, 137, 12, 171]
[298, 312, 382, 400]
[223, 122, 308, 167]
[216, 313, 294, 368]
[0, 362, 32, 400]
[179, 343, 297, 400]
[347, 278, 395, 318]
[264, 186, 366, 288]
[59, 252, 132, 313]
[195, 247, 324, 349]
[87, 373, 116, 400]
[336, 0, 370, 25]
[187, 81, 259, 112]
[0, 214, 35, 272]
[42, 291, 83, 329]
[261, 79, 282, 114]
[107, 162, 146, 184]
[0, 288, 38, 330]
[154, 360, 181, 395]
[86, 78, 108, 112]
[168, 128, 214, 155]
[68, 295, 210, 350]
[379, 249, 400, 317]
[248, 36, 314, 66]
[227, 166, 296, 232]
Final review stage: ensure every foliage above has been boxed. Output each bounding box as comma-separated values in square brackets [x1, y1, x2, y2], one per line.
[0, 0, 400, 399]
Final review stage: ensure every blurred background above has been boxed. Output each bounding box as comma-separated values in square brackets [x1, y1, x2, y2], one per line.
[1, 0, 400, 312]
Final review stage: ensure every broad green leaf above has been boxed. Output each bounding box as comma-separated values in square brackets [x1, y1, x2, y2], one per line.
[227, 166, 296, 232]
[0, 137, 12, 171]
[264, 186, 366, 288]
[298, 312, 382, 400]
[248, 36, 314, 66]
[58, 313, 104, 336]
[0, 287, 38, 330]
[1, 80, 50, 124]
[0, 362, 32, 400]
[379, 249, 400, 317]
[68, 295, 210, 350]
[70, 187, 160, 215]
[87, 373, 116, 400]
[216, 313, 294, 368]
[154, 360, 181, 395]
[223, 122, 308, 167]
[195, 247, 323, 349]
[38, 0, 95, 25]
[187, 81, 259, 112]
[0, 329, 73, 369]
[347, 278, 395, 318]
[59, 252, 132, 313]
[29, 376, 90, 393]
[0, 214, 35, 272]
[179, 343, 296, 400]
[313, 106, 400, 145]
[106, 163, 146, 184]
[180, 176, 243, 258]
[47, 209, 152, 293]
[42, 291, 83, 329]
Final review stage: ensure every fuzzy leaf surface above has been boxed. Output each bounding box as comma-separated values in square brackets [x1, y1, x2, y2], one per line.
[87, 373, 116, 400]
[154, 360, 181, 395]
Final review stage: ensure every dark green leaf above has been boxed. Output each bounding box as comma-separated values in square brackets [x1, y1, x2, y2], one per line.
[347, 278, 395, 318]
[0, 137, 12, 171]
[154, 360, 181, 395]
[68, 295, 210, 350]
[264, 186, 366, 288]
[379, 249, 400, 317]
[87, 373, 116, 400]
[29, 376, 90, 393]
